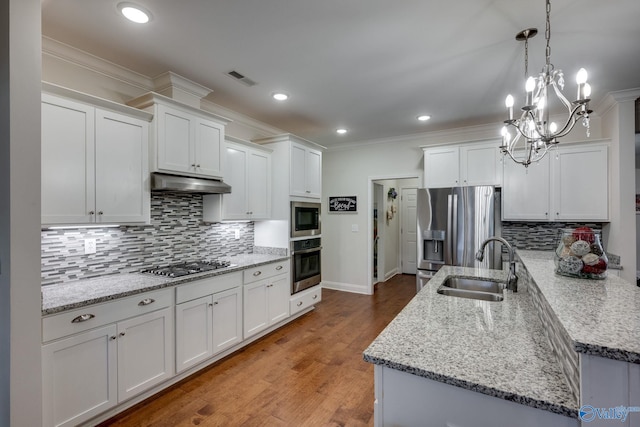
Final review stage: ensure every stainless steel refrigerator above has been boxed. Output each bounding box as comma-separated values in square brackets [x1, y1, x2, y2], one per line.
[416, 186, 502, 291]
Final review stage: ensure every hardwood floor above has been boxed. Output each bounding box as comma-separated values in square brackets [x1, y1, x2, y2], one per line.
[99, 274, 417, 427]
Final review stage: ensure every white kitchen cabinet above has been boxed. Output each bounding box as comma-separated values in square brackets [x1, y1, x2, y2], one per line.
[289, 285, 322, 316]
[502, 142, 608, 221]
[423, 140, 501, 188]
[243, 261, 291, 339]
[42, 288, 174, 427]
[502, 155, 551, 221]
[41, 87, 151, 226]
[552, 144, 608, 221]
[219, 138, 272, 220]
[375, 366, 578, 427]
[42, 324, 117, 427]
[290, 141, 322, 199]
[175, 272, 242, 373]
[127, 92, 229, 180]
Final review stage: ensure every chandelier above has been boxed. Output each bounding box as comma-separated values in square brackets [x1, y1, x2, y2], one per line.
[500, 0, 592, 167]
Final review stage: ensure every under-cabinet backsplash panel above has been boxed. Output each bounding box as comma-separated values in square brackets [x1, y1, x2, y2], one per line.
[41, 192, 254, 285]
[501, 221, 602, 251]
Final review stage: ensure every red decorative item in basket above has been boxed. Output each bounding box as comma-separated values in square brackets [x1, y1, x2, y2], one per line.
[572, 226, 595, 244]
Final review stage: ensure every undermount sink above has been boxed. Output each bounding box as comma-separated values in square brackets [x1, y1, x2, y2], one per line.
[436, 277, 504, 302]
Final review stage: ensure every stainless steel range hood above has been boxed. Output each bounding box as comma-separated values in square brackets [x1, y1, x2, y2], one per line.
[151, 173, 231, 194]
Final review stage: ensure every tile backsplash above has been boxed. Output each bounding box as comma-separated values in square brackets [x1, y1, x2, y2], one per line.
[41, 192, 255, 286]
[502, 221, 603, 251]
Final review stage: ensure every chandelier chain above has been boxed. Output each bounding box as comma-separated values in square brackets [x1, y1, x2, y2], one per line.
[545, 0, 551, 67]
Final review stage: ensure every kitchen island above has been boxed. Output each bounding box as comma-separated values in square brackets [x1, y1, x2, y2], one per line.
[364, 250, 640, 427]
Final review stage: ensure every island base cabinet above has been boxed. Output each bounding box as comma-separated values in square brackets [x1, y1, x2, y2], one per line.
[374, 366, 578, 427]
[42, 325, 117, 427]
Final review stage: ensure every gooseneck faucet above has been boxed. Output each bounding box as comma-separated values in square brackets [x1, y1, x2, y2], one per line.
[476, 237, 518, 292]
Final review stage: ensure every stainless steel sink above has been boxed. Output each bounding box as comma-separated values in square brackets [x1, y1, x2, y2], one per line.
[436, 277, 504, 302]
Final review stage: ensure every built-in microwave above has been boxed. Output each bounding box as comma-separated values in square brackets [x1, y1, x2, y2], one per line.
[291, 201, 321, 237]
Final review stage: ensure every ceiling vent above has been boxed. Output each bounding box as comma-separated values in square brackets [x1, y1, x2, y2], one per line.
[226, 70, 257, 87]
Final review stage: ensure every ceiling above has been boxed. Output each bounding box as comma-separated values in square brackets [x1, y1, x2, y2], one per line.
[41, 0, 640, 148]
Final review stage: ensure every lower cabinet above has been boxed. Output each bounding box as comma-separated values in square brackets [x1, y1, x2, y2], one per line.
[175, 285, 242, 373]
[42, 290, 174, 427]
[243, 261, 291, 339]
[289, 286, 322, 316]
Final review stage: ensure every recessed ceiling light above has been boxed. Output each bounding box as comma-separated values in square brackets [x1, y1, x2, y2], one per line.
[417, 115, 431, 122]
[118, 3, 152, 24]
[272, 92, 289, 101]
[336, 128, 348, 135]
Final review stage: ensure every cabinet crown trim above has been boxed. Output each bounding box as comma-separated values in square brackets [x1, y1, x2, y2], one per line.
[126, 92, 232, 125]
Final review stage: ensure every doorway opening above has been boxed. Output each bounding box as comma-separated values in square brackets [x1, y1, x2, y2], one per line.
[369, 175, 420, 291]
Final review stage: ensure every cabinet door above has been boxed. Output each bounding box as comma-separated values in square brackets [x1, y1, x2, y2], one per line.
[95, 109, 150, 224]
[194, 117, 224, 178]
[305, 148, 322, 198]
[267, 275, 290, 325]
[42, 324, 117, 427]
[460, 143, 501, 186]
[290, 142, 308, 197]
[117, 307, 174, 402]
[502, 156, 551, 221]
[222, 143, 249, 220]
[247, 149, 271, 219]
[552, 145, 608, 221]
[175, 296, 214, 373]
[156, 104, 194, 174]
[423, 147, 460, 188]
[243, 281, 269, 338]
[41, 94, 95, 225]
[212, 287, 243, 354]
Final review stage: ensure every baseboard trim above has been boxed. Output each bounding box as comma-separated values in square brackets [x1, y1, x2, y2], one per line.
[322, 281, 371, 295]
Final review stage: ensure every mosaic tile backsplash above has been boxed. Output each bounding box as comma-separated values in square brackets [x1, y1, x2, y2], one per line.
[41, 192, 255, 286]
[502, 222, 603, 251]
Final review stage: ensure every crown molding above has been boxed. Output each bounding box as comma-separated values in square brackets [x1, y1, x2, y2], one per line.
[252, 133, 327, 151]
[200, 98, 285, 138]
[152, 71, 213, 99]
[42, 36, 154, 91]
[596, 87, 640, 117]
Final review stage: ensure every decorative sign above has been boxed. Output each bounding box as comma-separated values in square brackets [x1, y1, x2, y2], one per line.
[329, 196, 357, 213]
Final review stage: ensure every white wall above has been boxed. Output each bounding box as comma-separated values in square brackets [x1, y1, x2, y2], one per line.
[1, 0, 43, 424]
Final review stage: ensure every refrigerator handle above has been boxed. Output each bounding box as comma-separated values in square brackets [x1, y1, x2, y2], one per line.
[447, 193, 457, 266]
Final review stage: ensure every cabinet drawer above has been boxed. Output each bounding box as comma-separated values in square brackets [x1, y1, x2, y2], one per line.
[42, 288, 173, 342]
[243, 261, 290, 284]
[290, 286, 322, 315]
[175, 271, 242, 304]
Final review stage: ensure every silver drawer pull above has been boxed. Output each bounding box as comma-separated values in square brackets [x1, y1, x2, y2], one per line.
[253, 271, 262, 277]
[297, 301, 303, 307]
[276, 265, 283, 271]
[312, 295, 318, 300]
[71, 314, 95, 323]
[138, 298, 155, 306]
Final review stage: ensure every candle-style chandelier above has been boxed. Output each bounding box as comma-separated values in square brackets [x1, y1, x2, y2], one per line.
[500, 0, 592, 167]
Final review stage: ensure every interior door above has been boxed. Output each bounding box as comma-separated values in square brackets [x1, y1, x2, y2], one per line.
[401, 188, 417, 274]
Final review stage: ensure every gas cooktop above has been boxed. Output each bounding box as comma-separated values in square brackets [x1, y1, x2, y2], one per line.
[141, 260, 234, 278]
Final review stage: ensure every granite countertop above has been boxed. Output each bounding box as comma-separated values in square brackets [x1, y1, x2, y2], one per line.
[42, 253, 289, 315]
[363, 265, 579, 418]
[517, 250, 640, 363]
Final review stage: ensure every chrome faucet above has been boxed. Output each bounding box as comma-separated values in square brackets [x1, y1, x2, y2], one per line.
[476, 237, 518, 292]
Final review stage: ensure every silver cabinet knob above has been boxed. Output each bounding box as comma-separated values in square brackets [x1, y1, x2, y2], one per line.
[253, 271, 262, 277]
[297, 301, 303, 307]
[119, 332, 126, 337]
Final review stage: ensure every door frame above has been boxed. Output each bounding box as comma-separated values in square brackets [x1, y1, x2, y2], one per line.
[367, 174, 420, 294]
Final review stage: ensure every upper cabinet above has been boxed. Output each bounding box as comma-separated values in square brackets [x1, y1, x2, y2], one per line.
[221, 137, 272, 221]
[423, 140, 502, 188]
[41, 84, 152, 226]
[290, 142, 322, 198]
[127, 92, 230, 180]
[502, 142, 609, 222]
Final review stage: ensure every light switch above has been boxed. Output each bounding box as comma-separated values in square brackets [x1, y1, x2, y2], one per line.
[351, 224, 359, 232]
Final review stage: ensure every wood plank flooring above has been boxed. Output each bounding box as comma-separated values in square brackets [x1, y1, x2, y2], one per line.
[100, 274, 416, 427]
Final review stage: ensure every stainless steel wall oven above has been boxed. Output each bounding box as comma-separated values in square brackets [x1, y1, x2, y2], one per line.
[291, 238, 321, 294]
